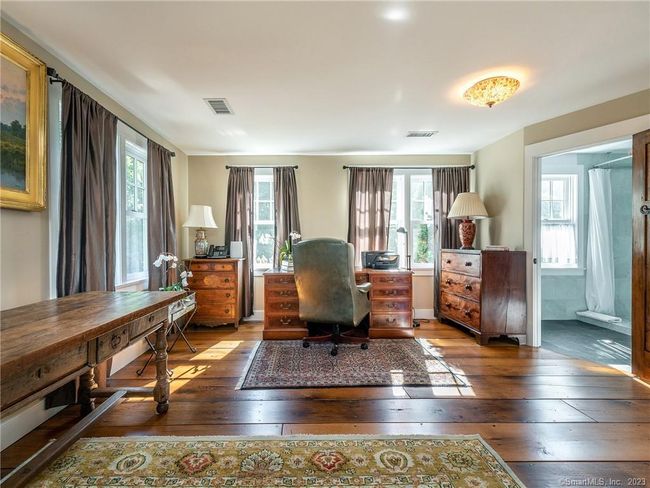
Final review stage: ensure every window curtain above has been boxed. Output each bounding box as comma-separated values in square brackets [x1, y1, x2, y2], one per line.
[147, 140, 176, 290]
[541, 224, 577, 267]
[57, 81, 118, 297]
[347, 167, 394, 266]
[432, 166, 470, 316]
[586, 168, 616, 315]
[273, 166, 301, 267]
[225, 167, 254, 317]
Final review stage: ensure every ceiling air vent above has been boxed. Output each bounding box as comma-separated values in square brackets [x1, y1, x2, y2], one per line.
[204, 98, 234, 115]
[406, 130, 438, 138]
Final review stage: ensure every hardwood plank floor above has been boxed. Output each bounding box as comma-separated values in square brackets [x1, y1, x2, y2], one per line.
[2, 320, 649, 486]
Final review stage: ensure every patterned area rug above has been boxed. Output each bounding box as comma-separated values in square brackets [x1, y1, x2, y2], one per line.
[30, 435, 526, 487]
[238, 339, 466, 389]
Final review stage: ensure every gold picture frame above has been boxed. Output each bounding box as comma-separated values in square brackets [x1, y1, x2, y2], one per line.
[0, 33, 46, 211]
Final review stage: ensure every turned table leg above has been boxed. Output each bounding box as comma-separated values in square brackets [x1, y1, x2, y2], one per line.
[79, 367, 97, 416]
[153, 321, 170, 414]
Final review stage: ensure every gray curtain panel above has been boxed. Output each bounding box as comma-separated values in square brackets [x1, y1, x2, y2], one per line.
[147, 141, 177, 290]
[432, 166, 470, 315]
[347, 167, 394, 266]
[225, 167, 254, 317]
[273, 166, 301, 267]
[57, 81, 118, 297]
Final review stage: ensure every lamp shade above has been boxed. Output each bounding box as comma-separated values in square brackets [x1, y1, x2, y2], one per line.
[447, 192, 489, 220]
[183, 205, 218, 228]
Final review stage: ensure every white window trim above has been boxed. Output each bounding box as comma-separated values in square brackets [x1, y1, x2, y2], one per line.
[253, 168, 275, 271]
[390, 168, 434, 270]
[540, 162, 586, 276]
[116, 123, 149, 286]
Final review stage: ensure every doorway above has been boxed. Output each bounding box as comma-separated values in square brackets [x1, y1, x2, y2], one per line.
[538, 140, 633, 371]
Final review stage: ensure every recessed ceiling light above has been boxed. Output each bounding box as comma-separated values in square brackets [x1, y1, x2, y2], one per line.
[383, 7, 409, 22]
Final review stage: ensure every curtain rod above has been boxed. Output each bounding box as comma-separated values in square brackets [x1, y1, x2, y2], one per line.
[593, 154, 632, 168]
[342, 164, 475, 170]
[225, 165, 298, 169]
[47, 67, 177, 158]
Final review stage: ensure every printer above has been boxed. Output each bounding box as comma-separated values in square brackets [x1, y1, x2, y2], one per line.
[362, 250, 400, 270]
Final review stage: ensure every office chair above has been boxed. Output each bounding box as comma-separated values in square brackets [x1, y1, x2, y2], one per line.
[292, 238, 371, 356]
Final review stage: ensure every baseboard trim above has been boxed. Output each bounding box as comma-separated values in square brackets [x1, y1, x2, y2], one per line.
[414, 309, 435, 320]
[243, 310, 264, 322]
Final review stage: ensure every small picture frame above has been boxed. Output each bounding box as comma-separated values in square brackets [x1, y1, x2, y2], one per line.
[0, 33, 47, 211]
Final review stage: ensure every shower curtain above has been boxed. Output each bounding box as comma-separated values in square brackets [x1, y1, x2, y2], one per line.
[585, 169, 616, 315]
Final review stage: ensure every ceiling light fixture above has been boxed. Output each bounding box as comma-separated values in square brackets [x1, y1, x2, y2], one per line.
[383, 7, 409, 22]
[463, 76, 520, 108]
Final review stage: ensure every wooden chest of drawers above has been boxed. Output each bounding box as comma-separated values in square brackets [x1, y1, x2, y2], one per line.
[263, 268, 414, 340]
[438, 249, 526, 345]
[185, 258, 244, 327]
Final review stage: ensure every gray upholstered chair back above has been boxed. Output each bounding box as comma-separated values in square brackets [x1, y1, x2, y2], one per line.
[293, 238, 369, 327]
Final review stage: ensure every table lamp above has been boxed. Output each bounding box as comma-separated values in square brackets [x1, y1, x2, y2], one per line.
[447, 192, 489, 250]
[183, 205, 218, 257]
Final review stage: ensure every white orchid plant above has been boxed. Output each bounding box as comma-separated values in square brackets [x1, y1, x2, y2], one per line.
[278, 231, 302, 262]
[153, 252, 193, 291]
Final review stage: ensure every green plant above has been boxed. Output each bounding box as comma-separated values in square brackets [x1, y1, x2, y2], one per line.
[415, 224, 432, 263]
[278, 231, 301, 262]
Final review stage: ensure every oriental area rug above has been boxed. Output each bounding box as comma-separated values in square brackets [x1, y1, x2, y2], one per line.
[238, 339, 466, 389]
[30, 435, 526, 487]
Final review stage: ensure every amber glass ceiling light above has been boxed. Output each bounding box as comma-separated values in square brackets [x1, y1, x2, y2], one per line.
[463, 76, 520, 108]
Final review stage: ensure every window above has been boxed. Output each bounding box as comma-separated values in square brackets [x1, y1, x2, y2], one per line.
[541, 174, 578, 268]
[116, 123, 148, 285]
[253, 168, 275, 269]
[388, 169, 434, 268]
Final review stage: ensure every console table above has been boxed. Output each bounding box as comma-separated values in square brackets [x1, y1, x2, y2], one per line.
[263, 268, 414, 340]
[0, 290, 185, 486]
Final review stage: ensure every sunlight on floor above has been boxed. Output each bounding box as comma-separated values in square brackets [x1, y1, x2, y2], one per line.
[190, 340, 243, 361]
[389, 370, 408, 397]
[125, 364, 213, 402]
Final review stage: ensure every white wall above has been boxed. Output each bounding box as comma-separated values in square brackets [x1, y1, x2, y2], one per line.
[187, 154, 472, 314]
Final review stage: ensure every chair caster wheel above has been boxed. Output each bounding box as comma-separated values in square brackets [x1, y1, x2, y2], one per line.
[361, 343, 368, 350]
[302, 341, 310, 348]
[330, 347, 338, 356]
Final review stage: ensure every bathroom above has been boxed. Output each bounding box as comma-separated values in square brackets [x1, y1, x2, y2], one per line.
[539, 139, 632, 370]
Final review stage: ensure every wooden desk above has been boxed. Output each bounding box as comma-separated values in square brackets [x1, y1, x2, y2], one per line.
[263, 268, 414, 340]
[0, 291, 185, 486]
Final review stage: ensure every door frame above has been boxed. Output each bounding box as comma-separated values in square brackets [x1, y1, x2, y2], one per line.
[523, 115, 650, 347]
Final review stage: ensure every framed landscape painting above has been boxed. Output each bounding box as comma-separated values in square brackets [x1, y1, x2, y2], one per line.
[0, 33, 46, 210]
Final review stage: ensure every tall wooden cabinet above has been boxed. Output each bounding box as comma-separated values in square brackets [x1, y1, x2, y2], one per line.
[184, 258, 244, 327]
[438, 249, 526, 345]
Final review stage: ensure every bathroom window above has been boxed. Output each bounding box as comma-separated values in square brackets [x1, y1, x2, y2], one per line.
[541, 174, 579, 268]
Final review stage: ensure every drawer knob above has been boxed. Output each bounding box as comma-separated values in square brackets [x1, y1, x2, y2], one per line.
[446, 259, 452, 264]
[464, 284, 472, 291]
[445, 279, 452, 285]
[280, 303, 292, 310]
[224, 278, 230, 283]
[385, 317, 397, 324]
[280, 317, 292, 325]
[148, 314, 155, 322]
[465, 261, 473, 267]
[464, 309, 472, 316]
[225, 309, 230, 314]
[111, 334, 122, 349]
[387, 303, 397, 309]
[445, 302, 452, 307]
[226, 293, 231, 298]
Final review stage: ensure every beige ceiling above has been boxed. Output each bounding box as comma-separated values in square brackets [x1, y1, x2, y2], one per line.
[2, 1, 648, 155]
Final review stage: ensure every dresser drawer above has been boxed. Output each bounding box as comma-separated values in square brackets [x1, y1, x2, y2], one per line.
[1, 343, 88, 410]
[371, 300, 411, 313]
[129, 307, 168, 340]
[441, 251, 481, 277]
[189, 261, 235, 272]
[266, 299, 299, 313]
[195, 303, 236, 320]
[440, 271, 481, 302]
[440, 291, 481, 331]
[370, 274, 411, 289]
[372, 288, 411, 300]
[266, 315, 307, 328]
[265, 275, 296, 288]
[97, 325, 129, 363]
[370, 313, 412, 328]
[188, 272, 237, 290]
[355, 273, 370, 285]
[193, 289, 237, 304]
[266, 288, 298, 299]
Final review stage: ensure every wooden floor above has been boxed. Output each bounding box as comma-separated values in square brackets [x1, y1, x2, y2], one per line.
[3, 320, 650, 486]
